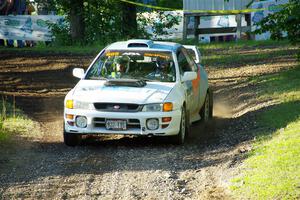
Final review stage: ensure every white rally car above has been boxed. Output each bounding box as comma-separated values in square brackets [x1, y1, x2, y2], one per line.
[64, 39, 213, 146]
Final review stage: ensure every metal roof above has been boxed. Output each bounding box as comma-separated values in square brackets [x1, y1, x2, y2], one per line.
[107, 40, 182, 52]
[183, 0, 253, 11]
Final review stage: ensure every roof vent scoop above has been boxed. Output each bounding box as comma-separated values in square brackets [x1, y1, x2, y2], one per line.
[127, 39, 153, 48]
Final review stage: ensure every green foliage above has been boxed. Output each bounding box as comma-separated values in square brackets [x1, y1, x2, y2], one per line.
[254, 0, 300, 58]
[231, 115, 300, 200]
[138, 11, 181, 39]
[48, 21, 72, 46]
[47, 0, 180, 46]
[156, 0, 182, 9]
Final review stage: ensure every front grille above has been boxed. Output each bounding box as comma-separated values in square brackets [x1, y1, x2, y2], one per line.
[94, 103, 142, 112]
[93, 118, 141, 129]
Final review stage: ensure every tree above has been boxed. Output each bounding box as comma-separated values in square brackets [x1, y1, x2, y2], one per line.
[121, 0, 138, 38]
[49, 0, 181, 45]
[37, 0, 85, 43]
[254, 0, 300, 46]
[156, 0, 182, 9]
[69, 0, 85, 42]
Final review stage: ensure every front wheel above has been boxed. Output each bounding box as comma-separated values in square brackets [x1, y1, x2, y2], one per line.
[171, 107, 188, 145]
[63, 131, 81, 146]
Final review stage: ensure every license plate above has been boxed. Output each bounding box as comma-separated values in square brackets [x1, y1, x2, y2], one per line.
[105, 119, 127, 130]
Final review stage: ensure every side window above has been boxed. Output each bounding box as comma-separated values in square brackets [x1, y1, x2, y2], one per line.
[196, 47, 202, 64]
[182, 48, 197, 72]
[177, 50, 192, 75]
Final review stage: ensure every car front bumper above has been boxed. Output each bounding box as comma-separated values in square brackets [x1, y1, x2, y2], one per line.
[64, 108, 181, 136]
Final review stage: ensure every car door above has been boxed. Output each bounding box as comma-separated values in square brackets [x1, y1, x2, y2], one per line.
[177, 48, 199, 116]
[182, 48, 201, 114]
[186, 46, 208, 111]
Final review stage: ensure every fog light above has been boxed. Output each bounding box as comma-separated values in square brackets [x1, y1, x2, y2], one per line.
[146, 118, 159, 130]
[75, 116, 87, 128]
[162, 124, 169, 129]
[67, 121, 75, 126]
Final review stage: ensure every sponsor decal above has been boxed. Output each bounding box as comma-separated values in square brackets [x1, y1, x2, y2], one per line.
[144, 53, 170, 60]
[122, 52, 141, 56]
[4, 19, 20, 27]
[0, 15, 64, 41]
[36, 19, 51, 28]
[106, 52, 120, 57]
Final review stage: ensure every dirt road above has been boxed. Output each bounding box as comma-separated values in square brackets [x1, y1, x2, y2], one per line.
[0, 46, 298, 199]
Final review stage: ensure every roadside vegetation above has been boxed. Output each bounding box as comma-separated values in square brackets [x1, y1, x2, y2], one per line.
[0, 97, 38, 145]
[231, 64, 300, 199]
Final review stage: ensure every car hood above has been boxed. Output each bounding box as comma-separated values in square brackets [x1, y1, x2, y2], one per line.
[72, 80, 175, 104]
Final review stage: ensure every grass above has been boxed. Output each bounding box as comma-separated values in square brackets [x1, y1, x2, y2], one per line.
[199, 39, 290, 51]
[203, 47, 297, 67]
[250, 64, 300, 103]
[0, 97, 37, 143]
[231, 118, 300, 200]
[231, 65, 300, 199]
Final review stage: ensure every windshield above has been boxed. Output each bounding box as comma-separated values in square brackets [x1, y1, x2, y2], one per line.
[85, 50, 176, 82]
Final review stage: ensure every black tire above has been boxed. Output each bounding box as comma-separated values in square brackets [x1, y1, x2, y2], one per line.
[200, 91, 211, 123]
[171, 106, 188, 145]
[63, 131, 81, 146]
[209, 89, 213, 119]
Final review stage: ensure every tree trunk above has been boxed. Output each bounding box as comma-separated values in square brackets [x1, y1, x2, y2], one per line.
[121, 2, 137, 39]
[70, 0, 84, 43]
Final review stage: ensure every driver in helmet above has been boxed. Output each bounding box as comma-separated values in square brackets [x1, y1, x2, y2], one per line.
[111, 56, 130, 78]
[147, 57, 173, 81]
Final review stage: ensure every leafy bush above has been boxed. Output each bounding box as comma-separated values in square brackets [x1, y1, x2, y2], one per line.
[254, 0, 300, 59]
[48, 20, 72, 46]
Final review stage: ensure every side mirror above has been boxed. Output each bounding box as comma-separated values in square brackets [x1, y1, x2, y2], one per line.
[182, 71, 197, 82]
[73, 68, 85, 79]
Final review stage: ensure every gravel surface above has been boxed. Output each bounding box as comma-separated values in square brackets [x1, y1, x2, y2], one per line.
[0, 46, 298, 199]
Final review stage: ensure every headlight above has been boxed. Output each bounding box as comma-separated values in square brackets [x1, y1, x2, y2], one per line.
[142, 103, 173, 112]
[75, 116, 87, 128]
[142, 103, 162, 112]
[74, 100, 94, 110]
[146, 118, 159, 130]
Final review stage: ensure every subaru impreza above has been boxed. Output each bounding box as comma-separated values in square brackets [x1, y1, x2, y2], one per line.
[64, 39, 213, 146]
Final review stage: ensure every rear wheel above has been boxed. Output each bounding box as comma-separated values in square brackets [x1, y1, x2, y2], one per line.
[209, 89, 213, 118]
[171, 107, 187, 145]
[63, 130, 81, 146]
[200, 91, 212, 122]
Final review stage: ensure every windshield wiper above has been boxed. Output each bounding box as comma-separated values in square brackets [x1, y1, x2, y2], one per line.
[139, 78, 155, 82]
